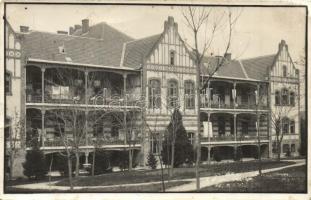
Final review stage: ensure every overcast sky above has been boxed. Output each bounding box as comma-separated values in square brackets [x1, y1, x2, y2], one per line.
[6, 4, 306, 61]
[6, 4, 306, 110]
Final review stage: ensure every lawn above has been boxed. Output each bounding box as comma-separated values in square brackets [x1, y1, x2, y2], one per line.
[200, 165, 307, 193]
[55, 160, 295, 187]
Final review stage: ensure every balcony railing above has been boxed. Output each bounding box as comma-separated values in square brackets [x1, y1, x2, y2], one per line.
[200, 135, 268, 142]
[26, 137, 142, 148]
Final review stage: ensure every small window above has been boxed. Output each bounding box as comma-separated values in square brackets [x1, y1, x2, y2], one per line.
[170, 51, 175, 65]
[295, 69, 299, 77]
[5, 71, 12, 95]
[275, 90, 280, 105]
[290, 92, 295, 106]
[281, 88, 288, 105]
[184, 81, 195, 109]
[187, 132, 195, 144]
[290, 120, 295, 134]
[283, 65, 287, 77]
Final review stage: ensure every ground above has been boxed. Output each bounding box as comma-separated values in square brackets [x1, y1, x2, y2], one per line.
[200, 165, 306, 192]
[5, 159, 306, 193]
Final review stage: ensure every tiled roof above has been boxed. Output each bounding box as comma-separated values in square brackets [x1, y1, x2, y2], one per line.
[241, 54, 276, 80]
[74, 22, 133, 42]
[201, 54, 276, 81]
[122, 34, 162, 68]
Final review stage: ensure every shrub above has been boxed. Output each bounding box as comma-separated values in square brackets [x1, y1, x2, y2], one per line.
[146, 151, 157, 169]
[161, 109, 194, 167]
[23, 140, 48, 180]
[213, 148, 222, 162]
[89, 150, 112, 175]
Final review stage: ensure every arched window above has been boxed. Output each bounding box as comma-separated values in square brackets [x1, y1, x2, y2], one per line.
[282, 117, 289, 134]
[283, 65, 287, 77]
[290, 92, 295, 106]
[170, 50, 175, 65]
[149, 79, 161, 109]
[290, 120, 295, 134]
[167, 79, 178, 108]
[281, 88, 288, 105]
[275, 90, 280, 105]
[184, 80, 195, 109]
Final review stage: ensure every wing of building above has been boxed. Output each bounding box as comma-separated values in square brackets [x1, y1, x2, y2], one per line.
[5, 16, 301, 178]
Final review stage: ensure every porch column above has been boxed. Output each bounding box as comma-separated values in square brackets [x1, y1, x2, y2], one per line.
[84, 71, 88, 105]
[234, 113, 237, 159]
[233, 82, 236, 109]
[41, 109, 46, 147]
[123, 73, 127, 144]
[41, 68, 45, 103]
[208, 146, 211, 164]
[207, 81, 210, 108]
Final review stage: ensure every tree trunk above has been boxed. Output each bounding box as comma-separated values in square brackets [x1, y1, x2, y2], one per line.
[277, 142, 281, 162]
[67, 155, 73, 190]
[92, 148, 96, 176]
[75, 151, 80, 177]
[169, 141, 175, 178]
[129, 149, 132, 171]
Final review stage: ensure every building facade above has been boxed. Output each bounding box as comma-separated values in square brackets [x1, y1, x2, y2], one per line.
[5, 16, 301, 178]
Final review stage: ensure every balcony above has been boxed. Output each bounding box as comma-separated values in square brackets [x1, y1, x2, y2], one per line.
[200, 135, 269, 143]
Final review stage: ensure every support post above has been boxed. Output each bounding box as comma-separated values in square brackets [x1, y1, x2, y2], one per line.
[233, 82, 236, 109]
[41, 68, 45, 103]
[41, 109, 46, 147]
[234, 113, 237, 159]
[84, 71, 88, 105]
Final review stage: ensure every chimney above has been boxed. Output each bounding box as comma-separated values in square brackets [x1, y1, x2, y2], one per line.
[224, 53, 231, 61]
[69, 26, 74, 35]
[20, 26, 29, 33]
[57, 30, 68, 35]
[74, 24, 82, 31]
[279, 39, 287, 50]
[82, 19, 89, 34]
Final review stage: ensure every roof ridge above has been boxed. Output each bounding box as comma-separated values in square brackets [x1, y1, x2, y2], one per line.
[29, 30, 106, 42]
[241, 54, 276, 61]
[126, 33, 161, 45]
[238, 60, 249, 79]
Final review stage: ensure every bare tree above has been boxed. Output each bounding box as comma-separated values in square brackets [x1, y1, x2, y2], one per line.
[181, 6, 242, 190]
[5, 108, 26, 180]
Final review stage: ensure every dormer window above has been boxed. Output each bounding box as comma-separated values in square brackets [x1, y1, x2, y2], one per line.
[283, 65, 287, 77]
[58, 45, 65, 54]
[170, 50, 175, 65]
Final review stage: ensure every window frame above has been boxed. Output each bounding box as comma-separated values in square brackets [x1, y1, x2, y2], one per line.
[148, 78, 161, 109]
[282, 117, 289, 134]
[275, 90, 280, 106]
[184, 80, 195, 109]
[290, 91, 295, 106]
[167, 79, 179, 108]
[169, 50, 175, 66]
[281, 88, 289, 106]
[290, 120, 295, 134]
[282, 65, 287, 77]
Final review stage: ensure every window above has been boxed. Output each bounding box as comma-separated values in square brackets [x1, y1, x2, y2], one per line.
[187, 132, 195, 144]
[283, 144, 290, 154]
[281, 88, 288, 105]
[184, 81, 195, 109]
[51, 86, 70, 99]
[149, 79, 161, 109]
[290, 120, 295, 134]
[283, 65, 287, 77]
[290, 92, 295, 106]
[150, 134, 160, 154]
[272, 142, 277, 153]
[167, 79, 178, 108]
[5, 117, 11, 139]
[291, 144, 296, 152]
[170, 51, 175, 65]
[275, 90, 280, 105]
[295, 69, 299, 77]
[5, 71, 12, 95]
[282, 118, 289, 134]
